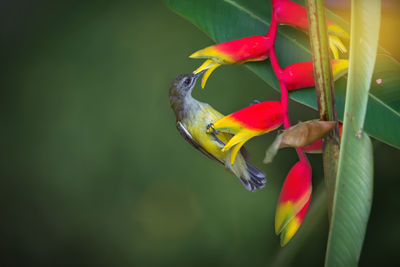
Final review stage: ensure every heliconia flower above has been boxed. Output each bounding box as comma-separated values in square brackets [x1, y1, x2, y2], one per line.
[275, 160, 312, 246]
[190, 35, 274, 88]
[281, 59, 348, 91]
[302, 122, 343, 153]
[209, 101, 284, 164]
[272, 0, 349, 59]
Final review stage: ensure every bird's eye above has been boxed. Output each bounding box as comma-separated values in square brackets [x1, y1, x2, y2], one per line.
[184, 77, 191, 86]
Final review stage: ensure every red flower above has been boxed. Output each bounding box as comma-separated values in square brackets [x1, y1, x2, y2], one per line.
[190, 35, 274, 88]
[208, 101, 284, 164]
[272, 0, 349, 59]
[281, 60, 349, 91]
[275, 160, 312, 246]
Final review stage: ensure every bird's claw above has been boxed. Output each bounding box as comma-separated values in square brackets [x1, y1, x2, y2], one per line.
[206, 123, 218, 134]
[250, 99, 261, 106]
[206, 123, 225, 146]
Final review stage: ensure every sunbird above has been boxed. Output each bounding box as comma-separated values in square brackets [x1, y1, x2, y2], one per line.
[169, 72, 266, 191]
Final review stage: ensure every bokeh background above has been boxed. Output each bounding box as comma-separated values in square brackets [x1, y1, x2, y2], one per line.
[1, 0, 399, 266]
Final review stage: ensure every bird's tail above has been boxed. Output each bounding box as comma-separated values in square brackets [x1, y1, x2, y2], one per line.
[239, 161, 266, 192]
[225, 150, 266, 192]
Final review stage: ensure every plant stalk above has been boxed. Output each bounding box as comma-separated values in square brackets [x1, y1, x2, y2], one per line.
[305, 0, 340, 220]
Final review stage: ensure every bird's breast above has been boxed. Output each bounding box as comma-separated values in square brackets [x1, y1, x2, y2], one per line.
[184, 104, 231, 161]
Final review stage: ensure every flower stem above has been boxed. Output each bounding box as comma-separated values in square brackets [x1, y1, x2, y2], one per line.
[305, 0, 340, 220]
[269, 37, 308, 166]
[268, 6, 278, 43]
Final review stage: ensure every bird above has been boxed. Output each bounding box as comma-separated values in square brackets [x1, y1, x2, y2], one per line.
[169, 72, 266, 191]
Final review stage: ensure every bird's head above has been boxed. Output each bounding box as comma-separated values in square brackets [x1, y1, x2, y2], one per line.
[169, 71, 204, 99]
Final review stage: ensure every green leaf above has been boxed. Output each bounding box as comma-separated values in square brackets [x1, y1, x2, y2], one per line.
[325, 0, 379, 266]
[164, 0, 400, 149]
[325, 133, 373, 266]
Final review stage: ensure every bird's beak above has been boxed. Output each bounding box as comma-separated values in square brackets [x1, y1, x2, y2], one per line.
[193, 69, 206, 79]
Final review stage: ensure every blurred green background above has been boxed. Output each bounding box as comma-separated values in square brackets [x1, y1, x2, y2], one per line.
[1, 0, 399, 266]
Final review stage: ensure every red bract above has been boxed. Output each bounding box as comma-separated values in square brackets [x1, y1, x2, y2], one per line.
[282, 60, 349, 91]
[228, 101, 284, 131]
[195, 35, 273, 63]
[209, 101, 284, 164]
[272, 0, 349, 59]
[272, 0, 309, 30]
[275, 160, 312, 246]
[190, 35, 274, 88]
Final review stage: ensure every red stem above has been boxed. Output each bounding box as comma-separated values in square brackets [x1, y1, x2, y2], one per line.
[268, 7, 308, 164]
[268, 9, 278, 43]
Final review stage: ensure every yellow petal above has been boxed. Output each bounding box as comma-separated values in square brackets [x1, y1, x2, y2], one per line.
[275, 202, 297, 235]
[275, 192, 311, 235]
[201, 62, 221, 88]
[189, 46, 216, 59]
[280, 216, 302, 247]
[332, 59, 349, 81]
[212, 116, 242, 135]
[329, 35, 347, 59]
[193, 59, 214, 74]
[329, 38, 339, 60]
[279, 199, 310, 246]
[221, 129, 257, 164]
[328, 24, 350, 40]
[189, 45, 234, 64]
[230, 138, 250, 165]
[222, 130, 253, 152]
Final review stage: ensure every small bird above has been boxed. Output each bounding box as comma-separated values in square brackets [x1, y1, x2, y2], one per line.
[169, 72, 266, 191]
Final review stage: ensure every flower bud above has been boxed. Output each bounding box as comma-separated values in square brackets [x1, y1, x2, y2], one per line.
[275, 161, 312, 246]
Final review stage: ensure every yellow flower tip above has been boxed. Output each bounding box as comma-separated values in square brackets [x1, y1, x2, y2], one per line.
[213, 117, 260, 164]
[192, 59, 221, 88]
[229, 139, 248, 165]
[201, 62, 221, 88]
[329, 38, 339, 60]
[189, 49, 204, 59]
[275, 203, 294, 235]
[193, 59, 214, 74]
[332, 59, 349, 81]
[275, 191, 311, 235]
[279, 217, 301, 247]
[189, 46, 220, 59]
[201, 79, 205, 89]
[221, 130, 255, 164]
[340, 59, 349, 68]
[213, 118, 241, 135]
[328, 24, 350, 40]
[329, 35, 347, 59]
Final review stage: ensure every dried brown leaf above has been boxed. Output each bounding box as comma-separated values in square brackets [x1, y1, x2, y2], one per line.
[280, 121, 336, 148]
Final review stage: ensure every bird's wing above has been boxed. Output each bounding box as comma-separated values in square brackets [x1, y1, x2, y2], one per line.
[176, 121, 224, 165]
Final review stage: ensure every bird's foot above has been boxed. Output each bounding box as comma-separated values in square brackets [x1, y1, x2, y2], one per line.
[206, 123, 225, 146]
[206, 123, 218, 134]
[250, 99, 261, 106]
